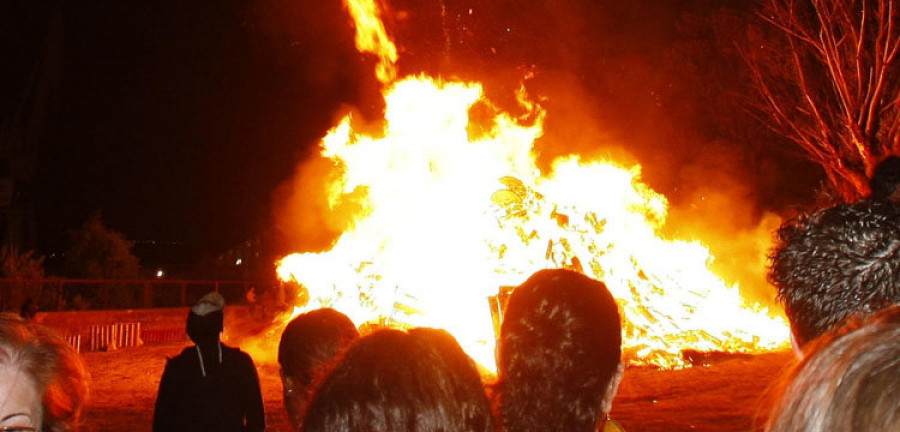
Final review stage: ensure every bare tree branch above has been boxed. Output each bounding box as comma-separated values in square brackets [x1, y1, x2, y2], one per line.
[748, 0, 900, 201]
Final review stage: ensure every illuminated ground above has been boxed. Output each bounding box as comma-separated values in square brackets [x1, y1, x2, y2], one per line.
[79, 341, 793, 431]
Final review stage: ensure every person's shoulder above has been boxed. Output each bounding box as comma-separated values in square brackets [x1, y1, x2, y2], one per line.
[165, 346, 197, 366]
[221, 343, 254, 363]
[159, 347, 198, 381]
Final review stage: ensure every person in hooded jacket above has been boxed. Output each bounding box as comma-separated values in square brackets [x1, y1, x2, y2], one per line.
[152, 292, 265, 432]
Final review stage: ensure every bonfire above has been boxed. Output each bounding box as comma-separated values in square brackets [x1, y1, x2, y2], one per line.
[275, 0, 791, 370]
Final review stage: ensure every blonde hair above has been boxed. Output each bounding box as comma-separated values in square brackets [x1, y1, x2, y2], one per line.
[0, 313, 89, 432]
[766, 307, 900, 431]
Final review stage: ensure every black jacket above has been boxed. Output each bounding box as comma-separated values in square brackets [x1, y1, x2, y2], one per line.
[153, 343, 266, 432]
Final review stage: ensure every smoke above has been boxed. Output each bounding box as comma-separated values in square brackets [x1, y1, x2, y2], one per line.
[271, 134, 369, 253]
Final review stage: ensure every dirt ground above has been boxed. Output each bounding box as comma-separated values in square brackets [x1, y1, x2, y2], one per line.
[78, 340, 795, 432]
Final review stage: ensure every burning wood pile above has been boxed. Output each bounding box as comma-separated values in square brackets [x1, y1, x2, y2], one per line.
[275, 0, 790, 370]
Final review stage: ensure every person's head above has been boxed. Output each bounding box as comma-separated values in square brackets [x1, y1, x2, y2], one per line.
[301, 328, 495, 432]
[497, 269, 623, 432]
[277, 308, 359, 430]
[0, 313, 89, 432]
[870, 155, 900, 202]
[765, 306, 900, 432]
[767, 200, 900, 350]
[186, 292, 225, 345]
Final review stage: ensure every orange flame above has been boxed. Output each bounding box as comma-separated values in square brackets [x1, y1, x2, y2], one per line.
[345, 0, 397, 83]
[276, 0, 790, 370]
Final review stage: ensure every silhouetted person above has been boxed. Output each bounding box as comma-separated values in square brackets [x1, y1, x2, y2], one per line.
[153, 292, 265, 432]
[19, 297, 37, 320]
[301, 328, 495, 432]
[278, 308, 358, 430]
[870, 155, 900, 202]
[496, 269, 624, 432]
[768, 200, 900, 353]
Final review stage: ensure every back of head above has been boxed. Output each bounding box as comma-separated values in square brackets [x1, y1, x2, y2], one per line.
[301, 328, 495, 432]
[186, 292, 225, 345]
[278, 308, 359, 429]
[767, 200, 900, 347]
[0, 313, 88, 432]
[870, 155, 900, 202]
[498, 269, 622, 432]
[766, 307, 900, 432]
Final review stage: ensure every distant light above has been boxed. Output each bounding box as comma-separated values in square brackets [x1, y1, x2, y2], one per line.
[235, 258, 243, 266]
[156, 269, 164, 278]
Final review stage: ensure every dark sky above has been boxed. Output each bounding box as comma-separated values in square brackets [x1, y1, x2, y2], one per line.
[4, 0, 367, 264]
[2, 0, 822, 273]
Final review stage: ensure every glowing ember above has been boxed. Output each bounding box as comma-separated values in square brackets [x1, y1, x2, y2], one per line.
[276, 0, 790, 370]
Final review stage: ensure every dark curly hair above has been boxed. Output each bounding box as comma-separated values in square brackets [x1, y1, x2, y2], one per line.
[277, 308, 359, 430]
[768, 200, 900, 348]
[497, 269, 622, 432]
[301, 328, 495, 432]
[0, 313, 89, 432]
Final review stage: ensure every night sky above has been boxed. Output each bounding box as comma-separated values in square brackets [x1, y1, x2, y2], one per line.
[4, 0, 366, 268]
[2, 0, 822, 276]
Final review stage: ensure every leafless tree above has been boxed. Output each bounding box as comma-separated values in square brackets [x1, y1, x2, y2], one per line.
[748, 0, 900, 202]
